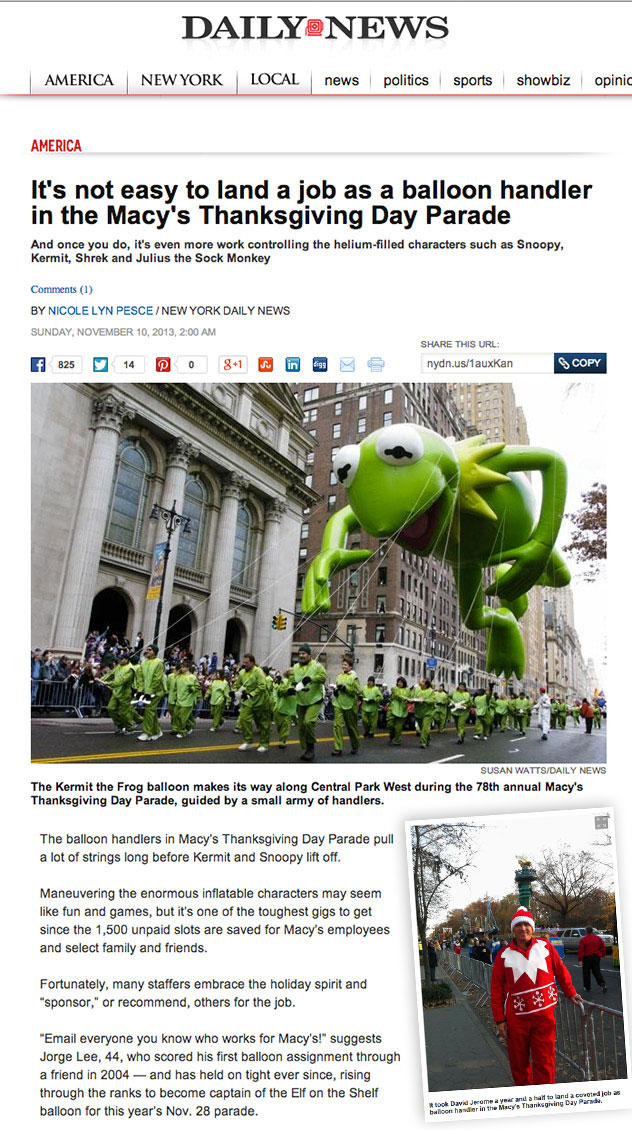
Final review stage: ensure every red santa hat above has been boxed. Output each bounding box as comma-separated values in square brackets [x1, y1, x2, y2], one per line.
[511, 906, 535, 931]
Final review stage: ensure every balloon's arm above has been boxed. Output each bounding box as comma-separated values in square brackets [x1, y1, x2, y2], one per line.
[484, 447, 569, 600]
[302, 505, 372, 614]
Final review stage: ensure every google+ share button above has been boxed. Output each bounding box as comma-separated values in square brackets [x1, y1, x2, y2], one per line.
[554, 352, 606, 374]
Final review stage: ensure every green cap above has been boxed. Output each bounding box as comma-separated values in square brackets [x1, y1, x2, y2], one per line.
[297, 644, 312, 655]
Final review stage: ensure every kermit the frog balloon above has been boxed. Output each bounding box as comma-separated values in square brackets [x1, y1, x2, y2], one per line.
[301, 425, 570, 678]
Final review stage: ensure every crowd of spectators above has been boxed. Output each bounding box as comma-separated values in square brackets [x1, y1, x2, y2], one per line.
[31, 630, 308, 720]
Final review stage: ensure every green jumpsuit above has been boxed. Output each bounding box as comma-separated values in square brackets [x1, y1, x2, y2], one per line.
[292, 659, 327, 755]
[166, 671, 178, 730]
[514, 695, 531, 734]
[333, 671, 361, 754]
[273, 678, 298, 746]
[494, 697, 510, 732]
[571, 705, 580, 726]
[593, 705, 602, 729]
[550, 700, 559, 730]
[411, 685, 435, 747]
[387, 686, 408, 745]
[557, 702, 569, 729]
[473, 693, 492, 738]
[171, 673, 202, 735]
[508, 697, 518, 730]
[450, 690, 471, 741]
[433, 690, 450, 733]
[135, 657, 167, 737]
[234, 666, 271, 745]
[361, 685, 382, 736]
[206, 678, 230, 730]
[101, 662, 140, 733]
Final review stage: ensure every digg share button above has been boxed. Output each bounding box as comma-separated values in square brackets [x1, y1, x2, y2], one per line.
[554, 352, 606, 374]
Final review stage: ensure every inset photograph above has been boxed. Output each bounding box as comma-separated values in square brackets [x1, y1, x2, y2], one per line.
[31, 379, 605, 765]
[408, 809, 626, 1112]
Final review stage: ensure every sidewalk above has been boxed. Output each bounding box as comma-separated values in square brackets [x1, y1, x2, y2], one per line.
[422, 967, 513, 1091]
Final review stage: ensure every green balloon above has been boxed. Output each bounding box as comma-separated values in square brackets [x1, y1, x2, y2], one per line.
[302, 425, 571, 679]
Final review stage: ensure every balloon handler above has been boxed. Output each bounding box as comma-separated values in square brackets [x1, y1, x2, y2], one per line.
[98, 655, 141, 735]
[233, 654, 271, 754]
[450, 683, 471, 744]
[491, 907, 583, 1085]
[291, 645, 327, 762]
[361, 677, 382, 737]
[134, 646, 168, 742]
[171, 661, 202, 738]
[272, 669, 298, 749]
[332, 658, 362, 756]
[301, 425, 571, 680]
[205, 671, 231, 732]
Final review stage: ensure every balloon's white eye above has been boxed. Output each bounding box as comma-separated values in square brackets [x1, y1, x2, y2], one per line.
[333, 444, 360, 487]
[376, 425, 424, 466]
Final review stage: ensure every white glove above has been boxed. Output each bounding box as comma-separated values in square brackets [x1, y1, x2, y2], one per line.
[295, 682, 305, 693]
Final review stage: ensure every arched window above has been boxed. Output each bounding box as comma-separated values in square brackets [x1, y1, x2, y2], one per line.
[106, 438, 150, 547]
[231, 504, 252, 585]
[176, 475, 207, 570]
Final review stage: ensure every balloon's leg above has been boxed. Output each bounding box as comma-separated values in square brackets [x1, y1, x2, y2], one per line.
[456, 564, 525, 680]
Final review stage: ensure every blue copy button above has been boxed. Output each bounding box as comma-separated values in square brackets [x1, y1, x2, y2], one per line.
[554, 352, 606, 374]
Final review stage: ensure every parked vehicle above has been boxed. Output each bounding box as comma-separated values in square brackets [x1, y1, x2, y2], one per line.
[558, 927, 614, 952]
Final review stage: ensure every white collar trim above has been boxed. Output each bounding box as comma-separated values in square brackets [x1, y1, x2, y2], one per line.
[501, 940, 550, 983]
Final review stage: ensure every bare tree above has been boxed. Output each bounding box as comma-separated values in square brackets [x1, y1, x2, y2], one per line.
[412, 822, 476, 984]
[563, 483, 606, 581]
[532, 846, 609, 925]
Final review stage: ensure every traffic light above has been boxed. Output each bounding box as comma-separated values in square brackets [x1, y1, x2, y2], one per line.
[271, 614, 279, 630]
[271, 612, 287, 630]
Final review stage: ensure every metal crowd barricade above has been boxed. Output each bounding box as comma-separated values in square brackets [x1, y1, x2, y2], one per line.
[583, 1000, 627, 1081]
[440, 950, 626, 1082]
[31, 680, 96, 718]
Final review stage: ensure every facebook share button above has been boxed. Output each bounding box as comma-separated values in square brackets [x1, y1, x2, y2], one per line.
[554, 352, 606, 374]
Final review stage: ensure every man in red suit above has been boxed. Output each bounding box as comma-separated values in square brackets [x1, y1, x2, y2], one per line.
[577, 927, 607, 993]
[491, 907, 583, 1085]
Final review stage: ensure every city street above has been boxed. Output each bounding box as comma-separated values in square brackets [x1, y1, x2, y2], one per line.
[567, 954, 622, 1013]
[31, 717, 606, 766]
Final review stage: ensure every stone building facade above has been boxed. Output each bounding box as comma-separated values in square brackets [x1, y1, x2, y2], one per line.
[32, 382, 315, 666]
[543, 586, 590, 702]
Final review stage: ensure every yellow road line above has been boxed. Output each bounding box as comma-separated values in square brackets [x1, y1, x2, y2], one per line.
[32, 724, 466, 766]
[32, 732, 391, 765]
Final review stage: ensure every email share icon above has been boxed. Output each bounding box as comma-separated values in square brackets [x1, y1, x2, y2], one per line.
[339, 357, 355, 373]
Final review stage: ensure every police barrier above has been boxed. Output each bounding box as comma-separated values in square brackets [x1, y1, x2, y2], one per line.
[440, 950, 626, 1082]
[31, 681, 227, 721]
[30, 679, 96, 718]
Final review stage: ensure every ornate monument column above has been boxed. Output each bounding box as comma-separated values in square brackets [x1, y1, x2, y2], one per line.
[53, 393, 135, 654]
[514, 856, 538, 909]
[200, 472, 249, 657]
[251, 498, 287, 663]
[142, 437, 198, 648]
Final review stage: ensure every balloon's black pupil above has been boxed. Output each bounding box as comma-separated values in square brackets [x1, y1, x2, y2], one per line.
[385, 446, 413, 460]
[337, 463, 352, 483]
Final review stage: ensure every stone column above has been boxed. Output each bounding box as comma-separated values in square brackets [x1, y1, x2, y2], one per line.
[200, 472, 249, 657]
[251, 498, 287, 665]
[142, 437, 198, 649]
[54, 393, 135, 654]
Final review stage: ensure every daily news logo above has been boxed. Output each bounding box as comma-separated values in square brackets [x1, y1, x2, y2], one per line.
[182, 14, 449, 41]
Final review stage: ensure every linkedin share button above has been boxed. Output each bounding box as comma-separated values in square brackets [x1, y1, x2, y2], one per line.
[554, 352, 606, 374]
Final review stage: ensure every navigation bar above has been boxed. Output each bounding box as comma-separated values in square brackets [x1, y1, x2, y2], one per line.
[28, 70, 632, 96]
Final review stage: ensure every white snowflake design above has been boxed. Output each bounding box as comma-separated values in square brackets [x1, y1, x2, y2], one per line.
[547, 986, 558, 1002]
[532, 991, 545, 1007]
[513, 996, 527, 1011]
